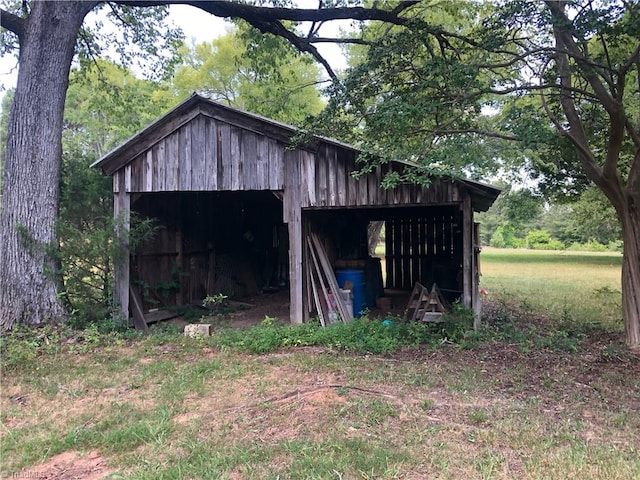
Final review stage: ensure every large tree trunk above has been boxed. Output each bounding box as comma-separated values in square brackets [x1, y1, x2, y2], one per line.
[619, 202, 640, 348]
[0, 2, 93, 330]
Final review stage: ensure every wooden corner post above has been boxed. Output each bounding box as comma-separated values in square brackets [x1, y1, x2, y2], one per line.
[113, 171, 131, 324]
[462, 194, 473, 311]
[284, 150, 303, 324]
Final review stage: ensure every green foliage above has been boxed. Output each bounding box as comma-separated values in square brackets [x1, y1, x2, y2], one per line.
[172, 21, 324, 125]
[490, 224, 525, 249]
[80, 4, 184, 82]
[211, 309, 475, 355]
[56, 60, 170, 328]
[527, 230, 565, 250]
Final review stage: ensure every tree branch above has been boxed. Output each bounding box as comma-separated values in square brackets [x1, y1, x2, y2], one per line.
[115, 1, 418, 24]
[113, 1, 420, 82]
[309, 37, 371, 46]
[412, 127, 520, 142]
[0, 8, 26, 39]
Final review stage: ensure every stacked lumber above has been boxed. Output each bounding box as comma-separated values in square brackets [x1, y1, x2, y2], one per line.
[306, 233, 353, 326]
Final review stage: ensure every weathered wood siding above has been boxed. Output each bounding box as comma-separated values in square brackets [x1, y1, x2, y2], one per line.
[113, 112, 462, 209]
[117, 114, 286, 193]
[384, 206, 464, 296]
[298, 144, 462, 208]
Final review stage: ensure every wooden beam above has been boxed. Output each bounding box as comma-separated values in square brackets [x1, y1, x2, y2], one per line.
[462, 193, 473, 310]
[113, 174, 130, 323]
[473, 221, 482, 329]
[284, 150, 303, 324]
[310, 233, 352, 323]
[129, 286, 150, 334]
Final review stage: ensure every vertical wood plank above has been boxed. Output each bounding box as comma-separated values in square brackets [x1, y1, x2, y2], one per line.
[284, 150, 303, 324]
[256, 137, 267, 190]
[385, 219, 393, 289]
[191, 115, 205, 190]
[316, 149, 327, 207]
[124, 164, 132, 192]
[473, 221, 481, 328]
[411, 216, 419, 286]
[144, 151, 153, 192]
[230, 127, 242, 190]
[113, 172, 130, 323]
[244, 132, 258, 189]
[175, 196, 184, 305]
[336, 149, 347, 206]
[462, 194, 473, 309]
[219, 123, 231, 190]
[425, 210, 432, 256]
[308, 150, 317, 207]
[218, 122, 231, 190]
[165, 137, 175, 190]
[327, 146, 337, 206]
[393, 218, 402, 289]
[267, 139, 281, 189]
[129, 156, 140, 192]
[402, 218, 411, 289]
[299, 149, 309, 207]
[419, 214, 427, 284]
[347, 155, 357, 206]
[179, 123, 192, 190]
[206, 118, 218, 190]
[367, 167, 378, 205]
[157, 140, 166, 191]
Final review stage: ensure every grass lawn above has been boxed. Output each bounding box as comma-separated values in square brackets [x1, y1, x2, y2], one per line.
[480, 247, 623, 331]
[2, 249, 639, 479]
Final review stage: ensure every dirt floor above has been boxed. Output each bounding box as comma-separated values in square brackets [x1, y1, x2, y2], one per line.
[169, 288, 411, 330]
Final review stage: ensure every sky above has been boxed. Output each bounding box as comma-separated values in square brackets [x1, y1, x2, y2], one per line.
[0, 2, 349, 99]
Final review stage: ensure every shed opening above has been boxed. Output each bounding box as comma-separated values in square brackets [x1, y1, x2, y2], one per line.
[130, 190, 289, 315]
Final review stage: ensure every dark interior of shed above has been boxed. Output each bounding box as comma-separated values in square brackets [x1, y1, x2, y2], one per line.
[131, 191, 288, 312]
[306, 204, 464, 315]
[129, 192, 465, 322]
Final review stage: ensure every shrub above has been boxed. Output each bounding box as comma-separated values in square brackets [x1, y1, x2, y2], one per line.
[525, 229, 565, 250]
[567, 240, 608, 252]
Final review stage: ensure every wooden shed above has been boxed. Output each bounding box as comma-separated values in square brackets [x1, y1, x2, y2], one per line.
[93, 93, 500, 327]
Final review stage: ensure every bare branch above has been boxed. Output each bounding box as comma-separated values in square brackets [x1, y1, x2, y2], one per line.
[115, 1, 416, 25]
[545, 1, 619, 115]
[412, 128, 520, 142]
[539, 51, 604, 184]
[309, 37, 371, 46]
[0, 8, 26, 39]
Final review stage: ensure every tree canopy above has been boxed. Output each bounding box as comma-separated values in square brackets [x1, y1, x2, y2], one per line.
[172, 21, 324, 124]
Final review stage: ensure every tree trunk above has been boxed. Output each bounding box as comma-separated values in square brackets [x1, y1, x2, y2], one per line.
[0, 2, 93, 330]
[619, 202, 640, 348]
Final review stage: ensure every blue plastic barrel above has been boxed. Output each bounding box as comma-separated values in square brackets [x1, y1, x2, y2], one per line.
[335, 269, 366, 316]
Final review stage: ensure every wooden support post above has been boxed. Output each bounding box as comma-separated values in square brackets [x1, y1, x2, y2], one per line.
[113, 171, 131, 323]
[462, 194, 473, 310]
[473, 222, 482, 329]
[284, 150, 303, 324]
[175, 195, 184, 306]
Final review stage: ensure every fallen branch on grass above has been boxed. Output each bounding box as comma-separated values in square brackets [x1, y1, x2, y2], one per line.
[224, 384, 398, 412]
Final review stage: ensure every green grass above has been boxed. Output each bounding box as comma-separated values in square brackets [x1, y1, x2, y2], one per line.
[2, 248, 638, 479]
[480, 247, 623, 332]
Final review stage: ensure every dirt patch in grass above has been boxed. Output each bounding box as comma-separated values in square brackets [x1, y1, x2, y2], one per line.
[17, 450, 112, 480]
